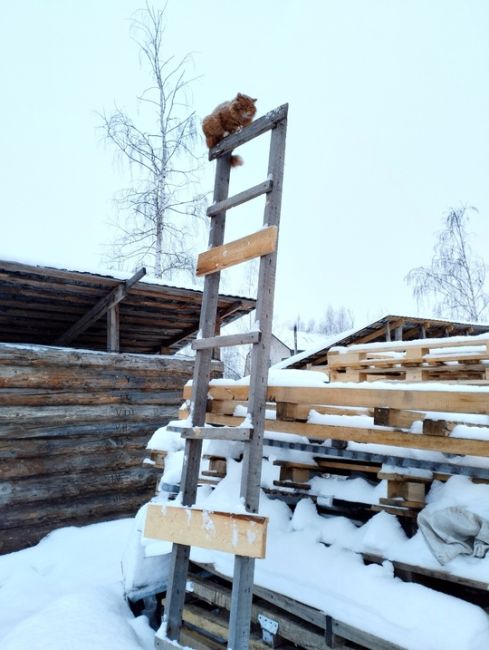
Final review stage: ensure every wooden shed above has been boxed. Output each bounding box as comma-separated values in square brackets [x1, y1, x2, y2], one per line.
[0, 260, 256, 553]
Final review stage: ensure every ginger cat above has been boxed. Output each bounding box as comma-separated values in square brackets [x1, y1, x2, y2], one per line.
[202, 93, 257, 167]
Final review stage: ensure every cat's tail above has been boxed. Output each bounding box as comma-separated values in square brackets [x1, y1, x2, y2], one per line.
[230, 154, 244, 167]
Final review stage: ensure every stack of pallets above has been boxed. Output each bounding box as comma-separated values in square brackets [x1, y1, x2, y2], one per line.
[327, 335, 489, 383]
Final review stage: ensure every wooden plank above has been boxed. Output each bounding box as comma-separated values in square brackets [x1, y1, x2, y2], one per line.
[196, 226, 278, 277]
[164, 154, 231, 643]
[206, 180, 273, 217]
[205, 413, 489, 457]
[187, 383, 489, 415]
[188, 575, 330, 650]
[167, 424, 251, 442]
[229, 110, 288, 650]
[181, 605, 272, 650]
[145, 504, 268, 558]
[56, 267, 146, 346]
[208, 103, 288, 159]
[373, 407, 423, 429]
[192, 330, 261, 351]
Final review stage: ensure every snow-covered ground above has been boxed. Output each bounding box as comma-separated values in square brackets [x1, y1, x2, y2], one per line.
[0, 519, 154, 650]
[144, 363, 489, 650]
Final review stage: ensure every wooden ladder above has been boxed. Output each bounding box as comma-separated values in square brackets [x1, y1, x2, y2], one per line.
[157, 103, 288, 650]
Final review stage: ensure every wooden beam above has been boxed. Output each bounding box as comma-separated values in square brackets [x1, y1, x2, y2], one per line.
[167, 423, 251, 441]
[107, 304, 120, 352]
[207, 180, 273, 217]
[196, 226, 278, 277]
[56, 267, 146, 346]
[192, 330, 261, 351]
[206, 413, 489, 457]
[144, 504, 268, 558]
[157, 300, 246, 353]
[184, 382, 489, 415]
[208, 104, 288, 159]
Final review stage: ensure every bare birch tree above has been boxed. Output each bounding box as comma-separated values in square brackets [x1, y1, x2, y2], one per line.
[100, 5, 205, 278]
[406, 206, 489, 322]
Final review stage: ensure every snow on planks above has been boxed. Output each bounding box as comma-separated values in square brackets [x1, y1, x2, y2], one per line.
[328, 335, 489, 383]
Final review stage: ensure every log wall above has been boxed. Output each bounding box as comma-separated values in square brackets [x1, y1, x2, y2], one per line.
[0, 343, 212, 554]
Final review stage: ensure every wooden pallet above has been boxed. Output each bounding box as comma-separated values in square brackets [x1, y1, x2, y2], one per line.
[328, 335, 489, 383]
[184, 563, 405, 650]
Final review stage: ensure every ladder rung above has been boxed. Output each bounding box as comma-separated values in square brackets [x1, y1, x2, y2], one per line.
[196, 226, 278, 277]
[209, 103, 288, 160]
[192, 330, 261, 351]
[167, 424, 251, 442]
[207, 180, 273, 217]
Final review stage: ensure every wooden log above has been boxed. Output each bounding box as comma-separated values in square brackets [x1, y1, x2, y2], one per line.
[0, 421, 163, 441]
[0, 487, 152, 532]
[0, 343, 196, 370]
[0, 388, 185, 407]
[2, 466, 155, 506]
[0, 445, 147, 479]
[196, 226, 278, 277]
[145, 504, 268, 558]
[0, 431, 150, 459]
[0, 491, 150, 554]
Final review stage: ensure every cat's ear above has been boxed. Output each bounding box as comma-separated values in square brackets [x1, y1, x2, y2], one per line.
[237, 92, 244, 98]
[252, 97, 257, 102]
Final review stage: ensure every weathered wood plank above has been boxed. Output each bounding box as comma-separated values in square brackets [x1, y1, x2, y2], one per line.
[164, 153, 232, 642]
[3, 466, 154, 506]
[208, 104, 288, 159]
[145, 504, 268, 558]
[192, 331, 261, 351]
[196, 226, 278, 277]
[206, 180, 273, 217]
[0, 491, 151, 554]
[167, 424, 251, 442]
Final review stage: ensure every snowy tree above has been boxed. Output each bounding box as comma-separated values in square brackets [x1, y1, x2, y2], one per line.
[406, 206, 489, 322]
[296, 305, 354, 335]
[100, 5, 205, 279]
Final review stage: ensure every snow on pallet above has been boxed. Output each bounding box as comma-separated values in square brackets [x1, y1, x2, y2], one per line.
[145, 370, 489, 649]
[327, 333, 489, 383]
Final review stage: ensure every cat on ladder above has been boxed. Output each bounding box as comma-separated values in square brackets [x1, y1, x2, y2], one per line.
[202, 93, 257, 167]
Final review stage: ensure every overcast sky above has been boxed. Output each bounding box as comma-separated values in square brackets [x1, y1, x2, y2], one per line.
[2, 0, 489, 328]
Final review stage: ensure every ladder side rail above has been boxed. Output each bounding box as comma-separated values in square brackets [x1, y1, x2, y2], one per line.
[162, 154, 232, 644]
[228, 110, 288, 650]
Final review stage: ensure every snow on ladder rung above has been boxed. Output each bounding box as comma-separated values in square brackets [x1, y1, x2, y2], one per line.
[196, 226, 278, 277]
[206, 180, 273, 217]
[167, 423, 252, 442]
[192, 330, 261, 351]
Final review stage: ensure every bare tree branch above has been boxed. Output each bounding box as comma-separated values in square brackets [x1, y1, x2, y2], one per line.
[405, 206, 489, 322]
[100, 4, 205, 279]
